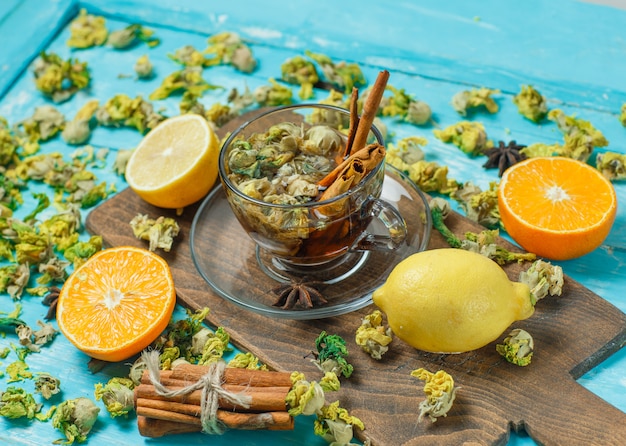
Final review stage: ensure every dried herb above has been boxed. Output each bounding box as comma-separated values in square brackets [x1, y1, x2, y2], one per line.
[52, 397, 100, 444]
[204, 32, 257, 73]
[32, 52, 90, 103]
[450, 181, 500, 228]
[482, 140, 527, 177]
[129, 214, 180, 252]
[281, 56, 319, 100]
[149, 66, 221, 100]
[134, 54, 154, 79]
[96, 94, 165, 133]
[382, 85, 432, 125]
[66, 9, 108, 49]
[228, 352, 268, 370]
[519, 259, 564, 304]
[312, 331, 353, 378]
[305, 50, 365, 94]
[451, 87, 500, 116]
[94, 377, 135, 417]
[286, 371, 340, 416]
[253, 78, 293, 107]
[547, 109, 608, 162]
[314, 400, 364, 444]
[0, 386, 46, 420]
[62, 100, 99, 145]
[433, 121, 493, 156]
[355, 310, 393, 359]
[34, 372, 61, 399]
[496, 328, 534, 366]
[411, 368, 457, 423]
[620, 103, 626, 127]
[513, 85, 548, 122]
[108, 24, 159, 49]
[596, 151, 626, 180]
[169, 45, 210, 67]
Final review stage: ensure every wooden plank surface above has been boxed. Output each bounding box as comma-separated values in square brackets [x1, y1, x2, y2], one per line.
[86, 112, 626, 445]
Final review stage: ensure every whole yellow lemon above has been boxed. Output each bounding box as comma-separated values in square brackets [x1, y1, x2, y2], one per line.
[372, 248, 534, 353]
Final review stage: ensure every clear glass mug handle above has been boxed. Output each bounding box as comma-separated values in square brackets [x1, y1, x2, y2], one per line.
[350, 198, 408, 252]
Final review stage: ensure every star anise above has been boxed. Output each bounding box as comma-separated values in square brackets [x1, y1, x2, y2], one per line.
[483, 140, 527, 177]
[271, 278, 328, 310]
[42, 286, 61, 320]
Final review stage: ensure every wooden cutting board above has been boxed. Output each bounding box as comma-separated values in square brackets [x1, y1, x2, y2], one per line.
[86, 111, 626, 445]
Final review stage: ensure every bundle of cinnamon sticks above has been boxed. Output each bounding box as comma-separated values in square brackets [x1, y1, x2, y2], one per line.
[134, 363, 295, 438]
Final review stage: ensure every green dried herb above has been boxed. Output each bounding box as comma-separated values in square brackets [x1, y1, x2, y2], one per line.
[227, 352, 268, 370]
[16, 105, 66, 146]
[63, 235, 102, 268]
[452, 87, 500, 116]
[281, 56, 319, 100]
[254, 78, 293, 107]
[0, 386, 44, 419]
[286, 371, 340, 416]
[596, 151, 626, 180]
[496, 328, 534, 366]
[314, 401, 364, 445]
[312, 331, 353, 379]
[32, 52, 90, 103]
[6, 360, 32, 382]
[547, 109, 608, 162]
[450, 181, 500, 228]
[134, 54, 154, 79]
[67, 9, 108, 49]
[355, 310, 393, 360]
[35, 372, 61, 399]
[513, 85, 548, 122]
[520, 142, 561, 158]
[305, 50, 365, 94]
[149, 67, 221, 100]
[94, 377, 135, 417]
[193, 326, 232, 365]
[169, 45, 210, 67]
[62, 100, 99, 145]
[0, 117, 20, 167]
[108, 24, 160, 49]
[0, 263, 31, 300]
[382, 85, 432, 125]
[434, 121, 493, 156]
[52, 397, 99, 445]
[129, 214, 180, 252]
[519, 259, 564, 304]
[411, 368, 457, 423]
[462, 229, 536, 265]
[96, 94, 165, 133]
[204, 32, 257, 73]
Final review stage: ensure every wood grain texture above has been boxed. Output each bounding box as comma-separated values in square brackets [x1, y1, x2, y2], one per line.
[86, 112, 626, 446]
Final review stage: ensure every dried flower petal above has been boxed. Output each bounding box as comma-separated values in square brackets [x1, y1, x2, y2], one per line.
[496, 328, 534, 366]
[314, 401, 364, 444]
[434, 121, 493, 156]
[355, 310, 393, 360]
[513, 85, 548, 122]
[519, 259, 564, 303]
[596, 151, 626, 180]
[411, 368, 457, 423]
[52, 397, 100, 444]
[452, 87, 500, 116]
[129, 214, 180, 252]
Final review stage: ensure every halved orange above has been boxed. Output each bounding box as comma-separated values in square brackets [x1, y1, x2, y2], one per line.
[498, 157, 617, 260]
[57, 246, 176, 362]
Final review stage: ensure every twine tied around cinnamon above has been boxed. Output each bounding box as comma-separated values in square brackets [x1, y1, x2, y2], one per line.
[141, 350, 253, 435]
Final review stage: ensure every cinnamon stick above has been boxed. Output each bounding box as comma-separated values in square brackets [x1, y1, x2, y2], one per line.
[317, 143, 386, 190]
[136, 406, 294, 431]
[137, 416, 201, 437]
[349, 69, 389, 155]
[134, 383, 289, 412]
[342, 87, 360, 158]
[169, 364, 293, 388]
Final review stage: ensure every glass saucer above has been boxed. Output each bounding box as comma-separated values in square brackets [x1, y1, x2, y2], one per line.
[189, 165, 432, 320]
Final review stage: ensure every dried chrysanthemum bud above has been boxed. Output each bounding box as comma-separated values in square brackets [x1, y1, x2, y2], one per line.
[451, 87, 500, 116]
[512, 85, 548, 123]
[134, 54, 154, 79]
[519, 259, 564, 303]
[596, 151, 626, 181]
[314, 401, 364, 444]
[411, 368, 457, 423]
[496, 328, 534, 366]
[355, 310, 393, 360]
[254, 79, 293, 107]
[433, 120, 493, 156]
[61, 119, 91, 145]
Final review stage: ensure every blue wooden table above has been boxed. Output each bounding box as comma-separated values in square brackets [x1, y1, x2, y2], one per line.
[1, 1, 625, 444]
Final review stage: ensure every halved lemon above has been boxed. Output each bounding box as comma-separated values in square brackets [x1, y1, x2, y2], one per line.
[126, 114, 219, 209]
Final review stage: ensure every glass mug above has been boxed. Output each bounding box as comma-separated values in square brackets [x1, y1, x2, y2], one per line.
[218, 104, 408, 276]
